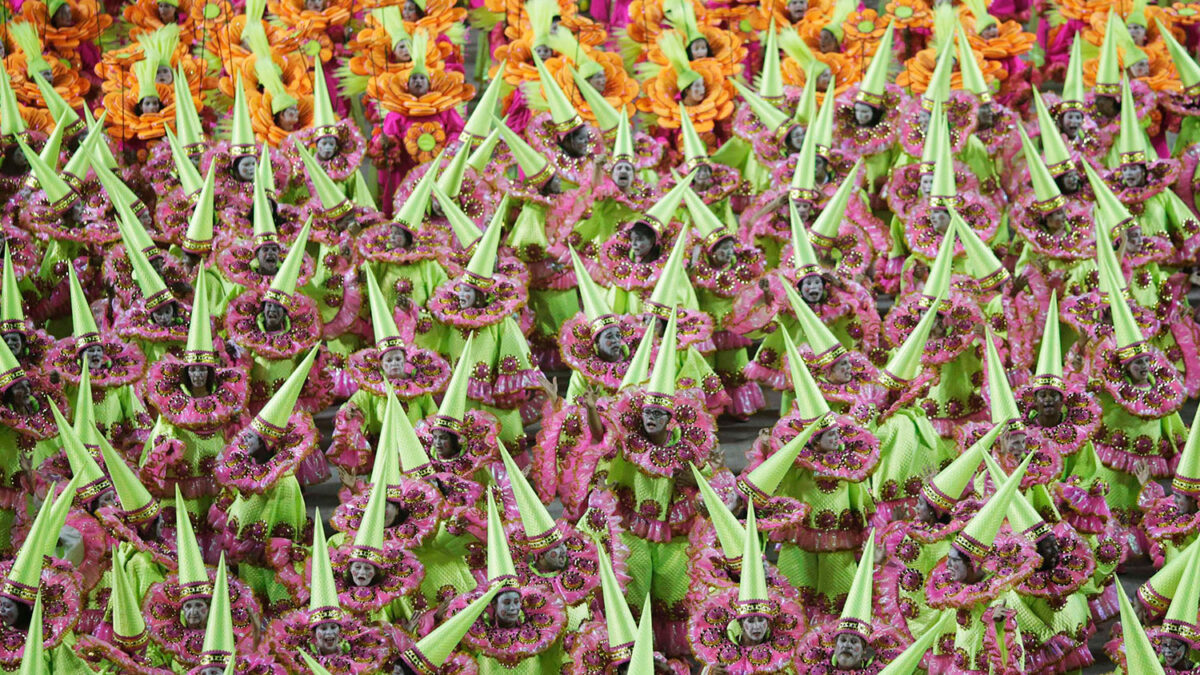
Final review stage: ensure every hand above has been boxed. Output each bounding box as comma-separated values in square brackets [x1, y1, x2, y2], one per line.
[1133, 460, 1152, 486]
[539, 374, 558, 400]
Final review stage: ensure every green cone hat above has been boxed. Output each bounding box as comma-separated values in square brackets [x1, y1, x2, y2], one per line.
[311, 58, 338, 135]
[678, 104, 709, 172]
[1143, 538, 1200, 616]
[612, 104, 635, 162]
[184, 267, 215, 364]
[683, 186, 733, 251]
[837, 530, 877, 638]
[396, 151, 439, 231]
[99, 431, 159, 525]
[659, 31, 702, 90]
[15, 594, 44, 675]
[923, 40, 954, 109]
[1095, 11, 1123, 95]
[788, 200, 821, 278]
[1016, 123, 1063, 211]
[463, 206, 503, 288]
[570, 65, 622, 137]
[403, 585, 502, 672]
[367, 386, 403, 490]
[0, 66, 27, 138]
[165, 127, 203, 196]
[984, 329, 1021, 429]
[1061, 37, 1086, 108]
[759, 20, 784, 100]
[919, 101, 945, 169]
[957, 24, 992, 102]
[569, 246, 617, 332]
[495, 118, 553, 187]
[1117, 578, 1169, 675]
[352, 171, 375, 210]
[793, 62, 820, 128]
[1116, 76, 1147, 165]
[0, 333, 25, 393]
[980, 451, 1051, 542]
[174, 66, 204, 150]
[783, 282, 844, 366]
[30, 71, 83, 138]
[500, 445, 560, 550]
[84, 103, 119, 172]
[736, 504, 770, 616]
[644, 308, 678, 407]
[391, 386, 434, 477]
[619, 324, 656, 391]
[929, 121, 957, 206]
[199, 555, 235, 666]
[532, 53, 582, 134]
[183, 164, 217, 255]
[691, 462, 745, 562]
[51, 399, 109, 502]
[308, 515, 342, 620]
[257, 142, 276, 194]
[739, 416, 824, 503]
[436, 143, 470, 201]
[68, 266, 100, 349]
[882, 295, 943, 386]
[264, 217, 313, 303]
[17, 136, 73, 206]
[461, 62, 507, 146]
[295, 143, 352, 221]
[644, 221, 691, 316]
[251, 161, 277, 243]
[952, 452, 1031, 563]
[351, 473, 389, 561]
[877, 610, 956, 675]
[628, 594, 656, 671]
[1172, 406, 1200, 498]
[810, 158, 861, 246]
[29, 113, 66, 179]
[251, 346, 318, 442]
[434, 334, 473, 432]
[229, 75, 256, 157]
[486, 491, 518, 587]
[175, 484, 211, 596]
[952, 207, 1007, 291]
[1160, 19, 1200, 94]
[364, 265, 405, 354]
[855, 21, 895, 105]
[812, 68, 838, 154]
[788, 119, 821, 202]
[780, 327, 832, 421]
[1, 484, 56, 602]
[730, 79, 790, 137]
[922, 422, 1000, 513]
[0, 247, 22, 332]
[109, 549, 147, 647]
[923, 215, 957, 300]
[116, 215, 172, 311]
[1032, 293, 1064, 387]
[1032, 90, 1074, 175]
[640, 170, 694, 235]
[596, 544, 637, 657]
[434, 182, 484, 246]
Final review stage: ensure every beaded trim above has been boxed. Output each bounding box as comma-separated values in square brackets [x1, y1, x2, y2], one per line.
[952, 534, 989, 562]
[0, 580, 37, 602]
[431, 415, 463, 434]
[76, 476, 114, 502]
[922, 483, 957, 514]
[349, 546, 385, 565]
[1115, 341, 1151, 363]
[123, 500, 161, 526]
[1172, 475, 1200, 497]
[198, 650, 231, 666]
[1031, 193, 1066, 214]
[737, 600, 774, 617]
[144, 289, 174, 311]
[251, 416, 287, 442]
[309, 607, 343, 623]
[113, 629, 150, 649]
[807, 344, 846, 369]
[644, 393, 674, 410]
[183, 349, 218, 365]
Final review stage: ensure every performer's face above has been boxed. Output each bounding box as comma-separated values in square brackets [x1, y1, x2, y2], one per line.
[611, 161, 635, 189]
[640, 407, 671, 436]
[52, 3, 75, 26]
[1060, 170, 1080, 192]
[533, 44, 553, 61]
[793, 198, 812, 221]
[1033, 388, 1062, 417]
[431, 429, 460, 458]
[629, 225, 655, 261]
[595, 326, 624, 362]
[157, 2, 178, 22]
[82, 344, 104, 370]
[401, 0, 422, 20]
[407, 73, 430, 96]
[388, 225, 411, 250]
[682, 79, 707, 106]
[710, 239, 735, 267]
[381, 349, 407, 378]
[1001, 429, 1028, 457]
[261, 301, 286, 330]
[537, 543, 567, 572]
[819, 29, 839, 53]
[915, 109, 930, 132]
[256, 243, 281, 274]
[1044, 208, 1066, 233]
[315, 136, 338, 161]
[833, 633, 866, 668]
[151, 303, 177, 327]
[494, 590, 521, 627]
[455, 284, 479, 309]
[96, 489, 117, 509]
[276, 106, 301, 131]
[799, 275, 825, 303]
[139, 96, 163, 115]
[2, 332, 23, 355]
[1121, 163, 1146, 188]
[929, 208, 950, 234]
[947, 547, 972, 582]
[918, 172, 934, 196]
[740, 615, 769, 644]
[1174, 491, 1196, 514]
[1128, 23, 1147, 45]
[313, 622, 341, 652]
[1129, 60, 1150, 78]
[304, 0, 326, 10]
[1060, 110, 1083, 136]
[828, 356, 853, 384]
[853, 102, 876, 126]
[787, 0, 808, 21]
[234, 157, 256, 182]
[7, 379, 30, 406]
[560, 125, 591, 158]
[1126, 225, 1144, 254]
[586, 70, 607, 92]
[181, 597, 210, 628]
[349, 561, 377, 587]
[915, 496, 935, 523]
[393, 40, 412, 62]
[785, 125, 805, 153]
[156, 66, 174, 85]
[980, 23, 998, 39]
[814, 426, 842, 453]
[186, 365, 211, 389]
[1161, 637, 1188, 667]
[1126, 355, 1151, 384]
[688, 38, 711, 60]
[0, 597, 17, 627]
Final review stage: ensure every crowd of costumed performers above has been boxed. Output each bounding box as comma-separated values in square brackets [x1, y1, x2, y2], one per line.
[5, 0, 1200, 672]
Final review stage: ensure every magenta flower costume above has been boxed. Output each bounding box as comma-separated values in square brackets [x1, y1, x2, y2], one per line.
[597, 170, 695, 295]
[267, 516, 390, 674]
[328, 266, 450, 478]
[280, 59, 366, 189]
[197, 79, 260, 222]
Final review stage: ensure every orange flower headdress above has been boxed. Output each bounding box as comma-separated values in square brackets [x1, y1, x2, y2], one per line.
[19, 0, 113, 63]
[5, 21, 90, 112]
[637, 31, 734, 129]
[123, 0, 235, 44]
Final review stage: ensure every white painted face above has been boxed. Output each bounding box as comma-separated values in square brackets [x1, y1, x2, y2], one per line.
[853, 102, 875, 126]
[494, 590, 522, 626]
[313, 622, 342, 653]
[740, 615, 770, 644]
[181, 597, 210, 628]
[315, 136, 339, 161]
[0, 597, 18, 627]
[349, 561, 377, 587]
[611, 160, 635, 189]
[380, 349, 407, 378]
[234, 156, 257, 182]
[833, 633, 866, 668]
[407, 73, 430, 96]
